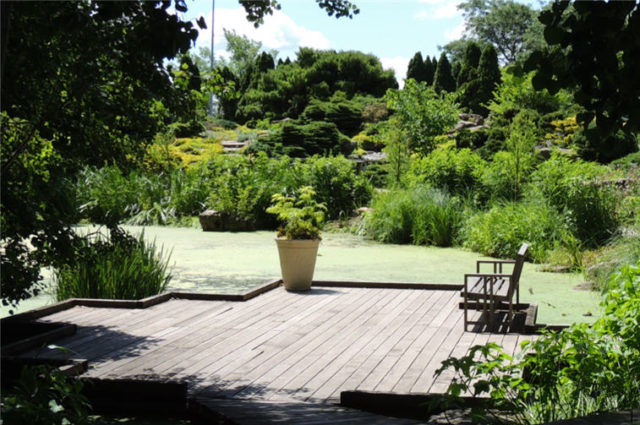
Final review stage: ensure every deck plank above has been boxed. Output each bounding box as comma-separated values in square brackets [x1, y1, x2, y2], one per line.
[16, 285, 538, 424]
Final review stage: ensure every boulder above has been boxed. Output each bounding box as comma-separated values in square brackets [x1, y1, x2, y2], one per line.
[199, 209, 224, 231]
[458, 113, 484, 124]
[199, 209, 254, 232]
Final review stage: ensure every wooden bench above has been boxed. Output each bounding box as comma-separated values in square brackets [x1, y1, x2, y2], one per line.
[462, 243, 529, 332]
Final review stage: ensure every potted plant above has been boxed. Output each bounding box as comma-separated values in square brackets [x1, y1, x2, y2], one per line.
[266, 186, 326, 291]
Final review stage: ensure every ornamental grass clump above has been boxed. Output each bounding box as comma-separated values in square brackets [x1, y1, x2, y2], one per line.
[55, 228, 171, 300]
[266, 186, 326, 240]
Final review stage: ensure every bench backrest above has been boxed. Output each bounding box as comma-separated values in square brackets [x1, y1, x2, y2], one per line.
[508, 243, 529, 298]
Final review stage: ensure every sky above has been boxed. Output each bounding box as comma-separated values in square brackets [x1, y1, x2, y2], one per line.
[182, 0, 468, 85]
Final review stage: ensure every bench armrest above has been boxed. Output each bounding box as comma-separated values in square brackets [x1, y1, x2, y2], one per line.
[476, 259, 516, 273]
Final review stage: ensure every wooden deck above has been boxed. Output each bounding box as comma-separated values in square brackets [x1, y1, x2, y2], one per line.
[24, 284, 536, 423]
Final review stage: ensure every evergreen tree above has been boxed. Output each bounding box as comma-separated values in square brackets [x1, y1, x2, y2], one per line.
[456, 41, 482, 87]
[406, 52, 427, 82]
[475, 44, 501, 114]
[452, 61, 462, 85]
[433, 53, 455, 93]
[257, 52, 275, 73]
[424, 56, 435, 86]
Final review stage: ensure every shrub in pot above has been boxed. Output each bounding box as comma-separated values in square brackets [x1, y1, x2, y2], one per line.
[267, 186, 326, 291]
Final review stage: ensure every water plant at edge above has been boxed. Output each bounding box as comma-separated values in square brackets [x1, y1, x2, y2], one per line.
[55, 227, 171, 300]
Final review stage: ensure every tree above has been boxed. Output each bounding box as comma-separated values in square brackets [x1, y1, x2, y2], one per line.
[523, 0, 640, 154]
[433, 53, 456, 93]
[473, 44, 501, 115]
[385, 79, 459, 154]
[456, 41, 483, 87]
[0, 0, 363, 311]
[458, 0, 544, 65]
[406, 52, 427, 82]
[239, 0, 359, 26]
[424, 56, 436, 86]
[505, 110, 538, 200]
[1, 1, 206, 310]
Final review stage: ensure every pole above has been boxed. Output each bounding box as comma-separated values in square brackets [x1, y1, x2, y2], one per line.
[209, 0, 215, 115]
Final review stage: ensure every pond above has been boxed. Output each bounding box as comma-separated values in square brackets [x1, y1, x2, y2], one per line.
[2, 225, 601, 325]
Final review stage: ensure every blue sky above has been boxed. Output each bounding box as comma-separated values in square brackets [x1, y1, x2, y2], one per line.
[183, 0, 467, 84]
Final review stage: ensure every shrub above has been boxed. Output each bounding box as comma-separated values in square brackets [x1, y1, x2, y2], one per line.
[297, 155, 373, 220]
[573, 123, 638, 164]
[478, 151, 537, 202]
[527, 154, 621, 247]
[1, 364, 90, 425]
[75, 166, 139, 227]
[584, 226, 640, 291]
[462, 200, 568, 262]
[250, 120, 354, 158]
[455, 128, 488, 150]
[407, 148, 486, 197]
[204, 154, 294, 228]
[436, 263, 640, 424]
[300, 96, 364, 137]
[364, 186, 464, 247]
[55, 228, 171, 300]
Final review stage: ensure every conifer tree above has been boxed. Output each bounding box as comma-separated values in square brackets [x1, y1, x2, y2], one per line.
[424, 56, 435, 86]
[475, 44, 501, 114]
[432, 53, 455, 93]
[406, 52, 427, 82]
[456, 42, 482, 87]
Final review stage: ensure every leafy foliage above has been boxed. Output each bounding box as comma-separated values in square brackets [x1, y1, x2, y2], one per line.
[462, 199, 568, 262]
[458, 0, 544, 64]
[385, 79, 459, 154]
[252, 120, 353, 157]
[363, 186, 465, 247]
[436, 263, 640, 424]
[1, 1, 204, 308]
[238, 0, 359, 27]
[1, 365, 90, 425]
[267, 186, 326, 240]
[407, 147, 486, 197]
[55, 228, 171, 301]
[523, 1, 640, 148]
[1, 114, 78, 311]
[527, 154, 621, 247]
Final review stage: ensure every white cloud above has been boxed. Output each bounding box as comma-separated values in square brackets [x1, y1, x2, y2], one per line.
[193, 8, 330, 60]
[414, 9, 429, 20]
[380, 56, 410, 88]
[444, 21, 465, 40]
[434, 2, 461, 19]
[415, 0, 463, 20]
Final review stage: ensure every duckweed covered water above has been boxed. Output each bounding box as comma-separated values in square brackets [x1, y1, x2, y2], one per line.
[2, 225, 601, 325]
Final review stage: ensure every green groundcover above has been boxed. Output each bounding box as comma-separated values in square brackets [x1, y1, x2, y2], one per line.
[2, 225, 601, 325]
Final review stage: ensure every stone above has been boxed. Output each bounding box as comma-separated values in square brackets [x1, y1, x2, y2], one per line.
[199, 209, 224, 231]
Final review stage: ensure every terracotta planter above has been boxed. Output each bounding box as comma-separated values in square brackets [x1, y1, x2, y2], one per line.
[275, 238, 320, 291]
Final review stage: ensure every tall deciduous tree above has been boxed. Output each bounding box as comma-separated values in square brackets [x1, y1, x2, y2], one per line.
[1, 0, 204, 310]
[433, 53, 456, 93]
[458, 0, 544, 65]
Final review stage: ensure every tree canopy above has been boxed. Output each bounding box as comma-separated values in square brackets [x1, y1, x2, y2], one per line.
[523, 0, 640, 148]
[238, 0, 359, 27]
[458, 0, 544, 65]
